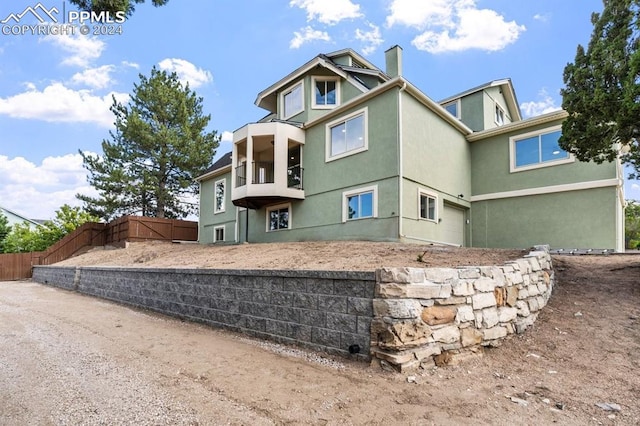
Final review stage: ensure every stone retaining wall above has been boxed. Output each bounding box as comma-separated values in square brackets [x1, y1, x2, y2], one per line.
[32, 266, 375, 359]
[32, 246, 554, 368]
[371, 246, 554, 371]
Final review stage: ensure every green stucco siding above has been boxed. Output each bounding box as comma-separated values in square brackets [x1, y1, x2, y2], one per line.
[459, 92, 483, 131]
[471, 187, 618, 249]
[470, 119, 618, 196]
[198, 172, 236, 244]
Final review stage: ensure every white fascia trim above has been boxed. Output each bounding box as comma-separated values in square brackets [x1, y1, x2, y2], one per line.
[195, 165, 231, 182]
[467, 110, 569, 142]
[255, 57, 348, 108]
[470, 178, 621, 202]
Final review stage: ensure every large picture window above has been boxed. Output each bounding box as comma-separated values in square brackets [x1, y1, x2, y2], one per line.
[510, 126, 572, 172]
[282, 81, 303, 119]
[266, 204, 290, 231]
[342, 185, 378, 222]
[326, 108, 367, 161]
[214, 178, 225, 214]
[312, 77, 339, 108]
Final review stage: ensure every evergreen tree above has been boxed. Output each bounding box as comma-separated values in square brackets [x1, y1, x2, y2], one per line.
[560, 0, 640, 178]
[67, 0, 169, 17]
[78, 67, 219, 221]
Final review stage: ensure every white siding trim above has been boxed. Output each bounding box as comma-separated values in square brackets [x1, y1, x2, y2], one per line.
[470, 178, 621, 202]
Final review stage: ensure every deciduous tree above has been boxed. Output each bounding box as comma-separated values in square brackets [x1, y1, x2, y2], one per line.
[67, 0, 169, 17]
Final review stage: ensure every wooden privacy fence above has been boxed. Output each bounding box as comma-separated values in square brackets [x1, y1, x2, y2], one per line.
[0, 216, 198, 281]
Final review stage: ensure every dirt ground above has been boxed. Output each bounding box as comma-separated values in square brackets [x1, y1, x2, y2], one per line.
[1, 244, 639, 425]
[55, 240, 527, 270]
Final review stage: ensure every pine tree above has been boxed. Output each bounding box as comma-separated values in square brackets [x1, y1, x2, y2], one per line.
[560, 0, 640, 178]
[78, 67, 219, 221]
[67, 0, 169, 17]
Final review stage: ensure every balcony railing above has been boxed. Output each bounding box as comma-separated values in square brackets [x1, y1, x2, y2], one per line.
[235, 163, 246, 188]
[287, 164, 304, 189]
[252, 161, 274, 184]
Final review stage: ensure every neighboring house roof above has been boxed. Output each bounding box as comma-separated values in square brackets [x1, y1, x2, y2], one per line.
[439, 79, 522, 122]
[0, 205, 42, 228]
[196, 151, 232, 181]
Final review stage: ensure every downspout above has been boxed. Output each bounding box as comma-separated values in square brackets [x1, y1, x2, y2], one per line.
[398, 81, 407, 240]
[235, 206, 239, 243]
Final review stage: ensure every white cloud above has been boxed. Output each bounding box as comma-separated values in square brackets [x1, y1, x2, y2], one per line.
[121, 60, 140, 69]
[71, 65, 115, 89]
[221, 131, 233, 142]
[290, 26, 331, 49]
[387, 0, 525, 53]
[533, 13, 550, 23]
[157, 58, 212, 89]
[290, 0, 362, 25]
[41, 34, 105, 67]
[0, 82, 128, 127]
[355, 23, 383, 55]
[0, 154, 97, 220]
[520, 89, 562, 118]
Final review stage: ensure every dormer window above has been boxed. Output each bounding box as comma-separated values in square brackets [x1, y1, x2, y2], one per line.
[443, 100, 460, 119]
[282, 81, 304, 119]
[312, 77, 340, 109]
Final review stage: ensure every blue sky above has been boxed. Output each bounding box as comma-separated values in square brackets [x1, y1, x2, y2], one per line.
[1, 0, 637, 220]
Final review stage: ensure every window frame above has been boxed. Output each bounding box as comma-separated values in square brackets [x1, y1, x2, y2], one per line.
[214, 178, 226, 214]
[509, 125, 574, 173]
[213, 225, 225, 243]
[325, 107, 368, 162]
[495, 104, 505, 126]
[311, 76, 340, 109]
[342, 185, 378, 222]
[281, 81, 304, 120]
[443, 100, 460, 119]
[417, 189, 438, 222]
[266, 203, 292, 232]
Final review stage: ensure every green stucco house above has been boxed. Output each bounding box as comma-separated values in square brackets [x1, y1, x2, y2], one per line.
[197, 46, 625, 251]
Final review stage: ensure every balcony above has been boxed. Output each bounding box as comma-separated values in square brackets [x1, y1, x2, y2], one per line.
[231, 122, 305, 209]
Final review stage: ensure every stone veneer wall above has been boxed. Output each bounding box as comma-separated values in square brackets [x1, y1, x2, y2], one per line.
[371, 246, 554, 371]
[31, 266, 375, 359]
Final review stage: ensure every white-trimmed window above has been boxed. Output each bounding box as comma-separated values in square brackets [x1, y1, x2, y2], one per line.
[214, 225, 225, 242]
[510, 125, 573, 172]
[312, 77, 339, 109]
[282, 81, 304, 119]
[326, 107, 368, 162]
[495, 104, 505, 126]
[418, 189, 437, 222]
[443, 100, 460, 119]
[266, 203, 291, 231]
[214, 178, 225, 214]
[342, 185, 378, 222]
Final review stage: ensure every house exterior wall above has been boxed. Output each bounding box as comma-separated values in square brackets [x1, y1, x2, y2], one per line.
[399, 92, 472, 245]
[471, 187, 617, 249]
[469, 117, 621, 249]
[460, 92, 484, 131]
[199, 171, 235, 244]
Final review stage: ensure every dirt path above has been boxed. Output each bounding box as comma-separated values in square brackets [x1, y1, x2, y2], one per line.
[1, 254, 639, 425]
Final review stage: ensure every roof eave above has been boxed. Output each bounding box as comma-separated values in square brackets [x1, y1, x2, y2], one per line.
[467, 110, 568, 142]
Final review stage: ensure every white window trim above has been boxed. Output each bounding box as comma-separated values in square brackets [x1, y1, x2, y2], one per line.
[417, 188, 438, 223]
[443, 100, 460, 119]
[342, 185, 378, 222]
[214, 178, 226, 214]
[509, 125, 574, 173]
[281, 80, 304, 120]
[265, 202, 292, 232]
[325, 107, 368, 163]
[311, 76, 340, 109]
[213, 225, 225, 243]
[495, 103, 505, 126]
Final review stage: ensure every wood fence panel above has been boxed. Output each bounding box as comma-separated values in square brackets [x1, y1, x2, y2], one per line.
[0, 253, 40, 280]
